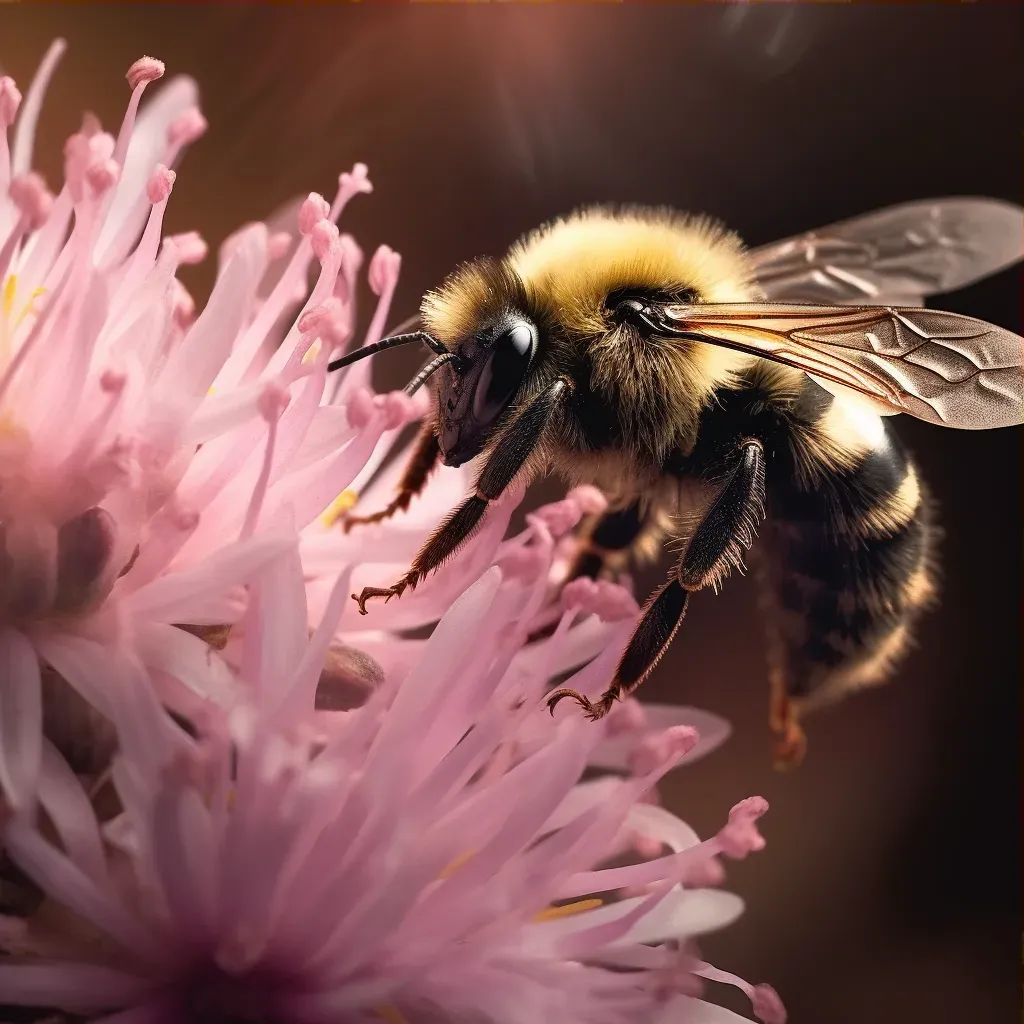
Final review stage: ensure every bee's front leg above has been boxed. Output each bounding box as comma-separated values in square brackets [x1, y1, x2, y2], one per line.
[548, 438, 766, 721]
[354, 377, 573, 614]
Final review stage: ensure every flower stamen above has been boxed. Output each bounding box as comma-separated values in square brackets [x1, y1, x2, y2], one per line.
[533, 898, 604, 922]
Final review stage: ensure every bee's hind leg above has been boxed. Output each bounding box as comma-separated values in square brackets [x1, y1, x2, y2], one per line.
[548, 438, 766, 721]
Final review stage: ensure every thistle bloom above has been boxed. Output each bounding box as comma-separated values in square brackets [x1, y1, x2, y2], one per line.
[0, 43, 422, 808]
[0, 544, 783, 1024]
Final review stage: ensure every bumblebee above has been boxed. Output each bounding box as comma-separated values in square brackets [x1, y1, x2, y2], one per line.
[328, 199, 1023, 765]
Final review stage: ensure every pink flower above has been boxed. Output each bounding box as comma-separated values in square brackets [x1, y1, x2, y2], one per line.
[0, 43, 420, 809]
[0, 546, 783, 1024]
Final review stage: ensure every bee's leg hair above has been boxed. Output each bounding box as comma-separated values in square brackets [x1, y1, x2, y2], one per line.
[548, 438, 766, 720]
[354, 377, 573, 613]
[340, 426, 440, 533]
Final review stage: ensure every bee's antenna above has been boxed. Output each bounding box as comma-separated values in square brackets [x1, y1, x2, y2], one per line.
[327, 331, 447, 373]
[404, 352, 458, 396]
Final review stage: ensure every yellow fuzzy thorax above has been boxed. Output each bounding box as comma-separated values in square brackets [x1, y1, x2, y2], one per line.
[509, 205, 757, 327]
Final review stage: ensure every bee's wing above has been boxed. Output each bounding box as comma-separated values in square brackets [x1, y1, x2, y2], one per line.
[749, 199, 1024, 305]
[657, 302, 1024, 430]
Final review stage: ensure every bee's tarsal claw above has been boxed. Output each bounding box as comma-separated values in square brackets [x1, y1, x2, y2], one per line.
[546, 687, 602, 719]
[352, 581, 409, 616]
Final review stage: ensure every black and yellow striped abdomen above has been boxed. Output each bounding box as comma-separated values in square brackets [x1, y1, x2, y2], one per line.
[758, 378, 939, 720]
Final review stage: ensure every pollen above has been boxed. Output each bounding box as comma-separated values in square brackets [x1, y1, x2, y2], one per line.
[439, 849, 475, 879]
[321, 488, 359, 527]
[533, 897, 604, 922]
[1, 276, 46, 362]
[2, 274, 15, 318]
[374, 1007, 409, 1024]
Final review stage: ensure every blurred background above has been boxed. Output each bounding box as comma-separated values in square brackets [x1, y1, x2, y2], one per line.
[1, 4, 1020, 1021]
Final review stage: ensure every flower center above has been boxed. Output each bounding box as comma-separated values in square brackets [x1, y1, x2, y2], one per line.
[182, 963, 293, 1024]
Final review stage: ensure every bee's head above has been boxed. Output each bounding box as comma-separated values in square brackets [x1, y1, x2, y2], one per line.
[433, 311, 539, 467]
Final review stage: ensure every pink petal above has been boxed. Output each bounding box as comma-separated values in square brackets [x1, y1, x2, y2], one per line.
[33, 631, 115, 718]
[265, 418, 385, 530]
[655, 995, 757, 1024]
[95, 74, 200, 263]
[365, 568, 502, 765]
[134, 622, 237, 709]
[37, 740, 107, 881]
[588, 704, 732, 772]
[276, 565, 354, 722]
[239, 539, 307, 707]
[93, 1006, 170, 1024]
[0, 627, 42, 809]
[282, 406, 354, 474]
[0, 962, 150, 1012]
[123, 533, 292, 623]
[150, 782, 217, 944]
[153, 223, 267, 416]
[4, 819, 162, 962]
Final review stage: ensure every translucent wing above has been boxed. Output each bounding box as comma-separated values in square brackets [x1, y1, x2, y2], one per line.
[749, 198, 1024, 305]
[653, 302, 1024, 430]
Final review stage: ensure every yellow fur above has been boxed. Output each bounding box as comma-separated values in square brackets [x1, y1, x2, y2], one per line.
[858, 464, 922, 538]
[802, 624, 912, 711]
[508, 207, 757, 324]
[421, 261, 497, 343]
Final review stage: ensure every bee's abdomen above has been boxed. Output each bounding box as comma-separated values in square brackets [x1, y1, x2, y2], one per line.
[760, 413, 939, 711]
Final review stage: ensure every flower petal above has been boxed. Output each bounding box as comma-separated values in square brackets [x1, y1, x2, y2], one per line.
[95, 74, 200, 262]
[0, 962, 150, 1012]
[123, 533, 292, 623]
[153, 222, 267, 416]
[4, 819, 162, 963]
[655, 995, 759, 1024]
[0, 627, 42, 809]
[37, 740, 107, 882]
[588, 704, 732, 772]
[134, 622, 237, 711]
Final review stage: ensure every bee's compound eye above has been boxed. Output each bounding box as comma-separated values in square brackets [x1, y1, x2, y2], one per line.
[472, 321, 537, 425]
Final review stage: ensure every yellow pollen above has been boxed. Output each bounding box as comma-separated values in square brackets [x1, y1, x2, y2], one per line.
[302, 338, 323, 364]
[439, 849, 474, 879]
[321, 488, 359, 527]
[533, 897, 604, 922]
[374, 1007, 408, 1024]
[2, 275, 15, 319]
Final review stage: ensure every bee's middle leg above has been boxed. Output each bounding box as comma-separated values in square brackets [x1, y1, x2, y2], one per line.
[354, 377, 573, 613]
[548, 438, 766, 720]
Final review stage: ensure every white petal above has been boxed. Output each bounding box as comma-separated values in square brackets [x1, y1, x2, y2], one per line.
[0, 628, 42, 810]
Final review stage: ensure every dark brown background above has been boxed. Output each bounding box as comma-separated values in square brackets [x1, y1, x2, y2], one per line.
[2, 5, 1020, 1022]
